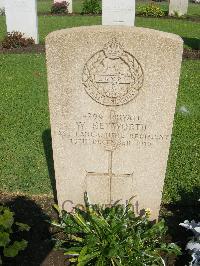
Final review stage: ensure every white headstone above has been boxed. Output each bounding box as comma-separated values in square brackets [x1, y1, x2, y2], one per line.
[54, 0, 72, 14]
[0, 0, 5, 10]
[102, 0, 135, 26]
[5, 0, 39, 44]
[169, 0, 188, 16]
[46, 26, 183, 220]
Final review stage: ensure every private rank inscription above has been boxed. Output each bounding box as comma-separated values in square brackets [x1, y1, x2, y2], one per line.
[66, 111, 169, 148]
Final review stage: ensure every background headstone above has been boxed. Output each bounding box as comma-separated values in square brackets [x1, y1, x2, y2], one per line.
[169, 0, 188, 16]
[0, 0, 5, 10]
[102, 0, 135, 26]
[54, 0, 72, 13]
[46, 26, 183, 220]
[5, 0, 39, 44]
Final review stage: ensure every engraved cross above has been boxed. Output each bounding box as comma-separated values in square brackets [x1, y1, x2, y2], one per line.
[86, 149, 133, 204]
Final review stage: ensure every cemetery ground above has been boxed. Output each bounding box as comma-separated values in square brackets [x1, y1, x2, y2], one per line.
[0, 1, 199, 265]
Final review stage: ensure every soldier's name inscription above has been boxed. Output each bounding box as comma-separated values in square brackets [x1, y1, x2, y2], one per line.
[59, 111, 169, 148]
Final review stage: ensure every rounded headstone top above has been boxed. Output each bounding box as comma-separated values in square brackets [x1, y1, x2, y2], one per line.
[45, 26, 183, 45]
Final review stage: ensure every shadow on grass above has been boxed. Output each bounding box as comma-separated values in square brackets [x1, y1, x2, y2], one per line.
[161, 187, 200, 266]
[183, 37, 200, 50]
[42, 129, 57, 203]
[1, 196, 54, 266]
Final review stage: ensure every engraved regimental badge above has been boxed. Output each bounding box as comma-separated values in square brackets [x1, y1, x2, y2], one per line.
[82, 38, 144, 106]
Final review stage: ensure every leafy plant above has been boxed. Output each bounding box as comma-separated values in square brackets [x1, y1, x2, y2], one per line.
[180, 220, 200, 265]
[52, 193, 181, 265]
[2, 31, 35, 49]
[51, 1, 69, 14]
[138, 4, 165, 17]
[0, 205, 30, 264]
[81, 0, 101, 14]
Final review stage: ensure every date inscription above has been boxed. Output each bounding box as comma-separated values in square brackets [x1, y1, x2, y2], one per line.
[60, 111, 169, 149]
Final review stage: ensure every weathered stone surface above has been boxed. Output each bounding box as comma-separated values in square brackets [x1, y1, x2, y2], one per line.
[169, 0, 188, 16]
[46, 26, 183, 220]
[0, 0, 5, 10]
[102, 0, 135, 26]
[5, 0, 39, 44]
[54, 0, 72, 13]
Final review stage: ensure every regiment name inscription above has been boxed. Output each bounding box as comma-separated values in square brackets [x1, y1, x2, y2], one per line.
[59, 110, 169, 149]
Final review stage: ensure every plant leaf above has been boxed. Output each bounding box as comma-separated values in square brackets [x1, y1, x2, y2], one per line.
[15, 222, 30, 232]
[0, 209, 14, 230]
[3, 240, 28, 257]
[64, 246, 81, 256]
[0, 232, 10, 247]
[78, 251, 100, 265]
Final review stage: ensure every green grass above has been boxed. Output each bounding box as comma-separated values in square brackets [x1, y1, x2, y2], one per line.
[38, 15, 101, 43]
[136, 17, 200, 50]
[37, 0, 52, 13]
[163, 59, 200, 203]
[187, 2, 200, 17]
[0, 54, 51, 194]
[0, 54, 199, 203]
[0, 16, 199, 49]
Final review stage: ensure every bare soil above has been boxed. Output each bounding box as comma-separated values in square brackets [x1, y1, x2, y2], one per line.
[0, 45, 45, 54]
[183, 48, 200, 60]
[0, 192, 68, 266]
